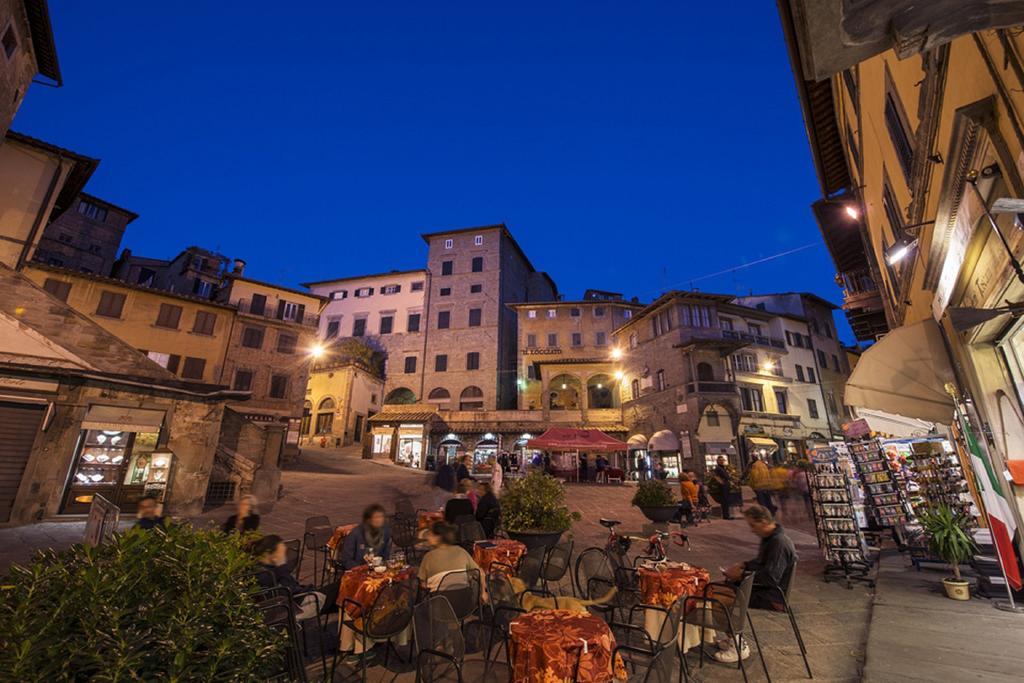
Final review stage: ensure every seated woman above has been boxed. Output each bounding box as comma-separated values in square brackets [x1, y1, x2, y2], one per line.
[252, 534, 337, 619]
[444, 482, 476, 523]
[222, 494, 260, 534]
[475, 481, 501, 538]
[417, 521, 481, 591]
[338, 503, 392, 570]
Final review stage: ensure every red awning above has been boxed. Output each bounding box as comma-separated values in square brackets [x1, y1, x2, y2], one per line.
[526, 428, 627, 453]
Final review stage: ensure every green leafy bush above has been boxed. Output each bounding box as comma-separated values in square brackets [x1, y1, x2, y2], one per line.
[631, 479, 677, 507]
[502, 471, 581, 532]
[0, 524, 284, 681]
[918, 505, 975, 580]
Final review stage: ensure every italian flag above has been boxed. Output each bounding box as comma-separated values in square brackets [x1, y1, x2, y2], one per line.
[960, 414, 1023, 591]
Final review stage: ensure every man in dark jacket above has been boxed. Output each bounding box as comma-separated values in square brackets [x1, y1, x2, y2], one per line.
[713, 505, 796, 663]
[713, 455, 733, 519]
[724, 504, 797, 609]
[435, 461, 457, 492]
[455, 456, 471, 483]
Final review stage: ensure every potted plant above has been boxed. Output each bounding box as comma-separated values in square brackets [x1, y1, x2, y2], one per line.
[918, 505, 975, 600]
[631, 479, 679, 523]
[502, 471, 581, 550]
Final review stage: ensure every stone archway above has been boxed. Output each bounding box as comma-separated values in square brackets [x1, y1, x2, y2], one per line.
[547, 373, 582, 410]
[384, 387, 416, 404]
[586, 373, 619, 409]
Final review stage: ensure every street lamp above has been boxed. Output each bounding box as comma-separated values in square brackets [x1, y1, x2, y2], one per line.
[844, 205, 860, 220]
[610, 347, 623, 360]
[882, 220, 937, 265]
[614, 370, 624, 381]
[309, 342, 326, 359]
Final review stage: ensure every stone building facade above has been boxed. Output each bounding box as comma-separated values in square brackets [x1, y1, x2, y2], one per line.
[304, 269, 426, 403]
[0, 0, 59, 138]
[304, 360, 384, 447]
[33, 193, 137, 275]
[420, 224, 557, 412]
[22, 263, 235, 385]
[216, 273, 326, 457]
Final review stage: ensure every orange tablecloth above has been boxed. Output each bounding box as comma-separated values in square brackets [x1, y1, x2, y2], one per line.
[336, 564, 415, 617]
[509, 609, 626, 683]
[473, 539, 526, 576]
[637, 563, 710, 608]
[417, 509, 444, 531]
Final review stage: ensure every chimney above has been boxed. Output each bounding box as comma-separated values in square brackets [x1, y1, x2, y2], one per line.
[232, 258, 246, 275]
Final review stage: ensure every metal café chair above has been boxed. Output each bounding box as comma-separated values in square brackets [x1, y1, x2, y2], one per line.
[539, 539, 574, 595]
[301, 515, 332, 583]
[413, 594, 466, 683]
[751, 558, 812, 678]
[433, 568, 482, 624]
[610, 597, 688, 682]
[334, 576, 416, 683]
[481, 571, 526, 677]
[683, 571, 769, 683]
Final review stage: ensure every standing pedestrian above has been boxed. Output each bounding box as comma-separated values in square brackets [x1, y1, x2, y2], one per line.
[579, 453, 589, 483]
[455, 455, 471, 483]
[489, 455, 503, 492]
[713, 456, 734, 520]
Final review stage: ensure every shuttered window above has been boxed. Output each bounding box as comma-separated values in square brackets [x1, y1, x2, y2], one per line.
[96, 291, 126, 318]
[155, 303, 182, 329]
[192, 310, 217, 335]
[42, 278, 72, 302]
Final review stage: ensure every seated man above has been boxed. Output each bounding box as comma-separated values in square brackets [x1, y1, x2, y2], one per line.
[711, 505, 796, 662]
[133, 495, 166, 530]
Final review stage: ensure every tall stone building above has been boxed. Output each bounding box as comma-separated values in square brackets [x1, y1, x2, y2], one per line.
[33, 193, 137, 274]
[0, 0, 60, 137]
[420, 224, 557, 412]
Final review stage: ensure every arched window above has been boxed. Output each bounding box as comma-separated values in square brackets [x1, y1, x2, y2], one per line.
[696, 362, 715, 382]
[384, 387, 416, 404]
[548, 374, 581, 410]
[459, 386, 484, 410]
[427, 387, 451, 410]
[315, 397, 335, 434]
[586, 373, 618, 409]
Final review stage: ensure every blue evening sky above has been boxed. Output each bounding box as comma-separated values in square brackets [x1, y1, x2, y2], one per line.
[16, 1, 852, 340]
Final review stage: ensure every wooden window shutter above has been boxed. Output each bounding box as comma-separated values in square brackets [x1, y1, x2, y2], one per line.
[275, 300, 285, 320]
[296, 304, 305, 324]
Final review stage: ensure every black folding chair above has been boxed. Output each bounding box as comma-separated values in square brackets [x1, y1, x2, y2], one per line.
[610, 597, 688, 681]
[540, 540, 573, 595]
[433, 568, 482, 624]
[516, 545, 546, 590]
[252, 568, 328, 676]
[457, 520, 487, 552]
[301, 515, 332, 583]
[481, 571, 526, 677]
[574, 546, 640, 621]
[393, 515, 423, 563]
[683, 571, 769, 683]
[334, 577, 416, 682]
[620, 644, 680, 683]
[751, 558, 812, 678]
[413, 594, 465, 682]
[283, 538, 302, 578]
[258, 595, 308, 682]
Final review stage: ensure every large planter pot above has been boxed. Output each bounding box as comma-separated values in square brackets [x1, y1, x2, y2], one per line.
[506, 529, 565, 551]
[638, 505, 679, 523]
[943, 578, 970, 601]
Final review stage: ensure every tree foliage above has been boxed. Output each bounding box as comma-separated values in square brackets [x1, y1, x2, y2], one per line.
[0, 524, 284, 681]
[631, 479, 677, 507]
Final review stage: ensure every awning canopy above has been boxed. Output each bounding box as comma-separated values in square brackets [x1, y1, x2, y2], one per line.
[854, 407, 935, 439]
[526, 428, 626, 453]
[747, 436, 779, 451]
[648, 429, 680, 452]
[82, 405, 165, 432]
[627, 434, 648, 449]
[845, 319, 956, 424]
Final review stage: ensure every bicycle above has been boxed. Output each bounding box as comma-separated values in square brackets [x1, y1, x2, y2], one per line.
[599, 518, 690, 566]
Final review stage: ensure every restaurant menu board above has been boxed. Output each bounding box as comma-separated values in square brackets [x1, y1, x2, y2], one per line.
[848, 439, 909, 528]
[809, 446, 873, 586]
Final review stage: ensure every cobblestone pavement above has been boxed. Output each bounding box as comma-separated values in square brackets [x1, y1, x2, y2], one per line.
[1, 447, 870, 681]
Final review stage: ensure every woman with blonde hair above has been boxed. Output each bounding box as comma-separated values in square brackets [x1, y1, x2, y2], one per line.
[222, 494, 260, 534]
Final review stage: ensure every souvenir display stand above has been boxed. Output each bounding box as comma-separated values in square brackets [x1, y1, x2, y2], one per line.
[808, 446, 874, 588]
[848, 438, 910, 533]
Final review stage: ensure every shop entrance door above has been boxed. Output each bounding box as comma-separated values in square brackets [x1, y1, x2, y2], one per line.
[0, 401, 45, 523]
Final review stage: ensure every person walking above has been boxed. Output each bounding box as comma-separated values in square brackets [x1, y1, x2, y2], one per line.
[713, 456, 734, 520]
[489, 455, 503, 492]
[747, 456, 778, 516]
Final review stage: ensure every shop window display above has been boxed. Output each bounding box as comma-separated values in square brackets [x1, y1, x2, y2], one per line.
[62, 429, 168, 514]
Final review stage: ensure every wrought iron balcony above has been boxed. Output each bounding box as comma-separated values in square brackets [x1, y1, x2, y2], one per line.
[721, 329, 786, 350]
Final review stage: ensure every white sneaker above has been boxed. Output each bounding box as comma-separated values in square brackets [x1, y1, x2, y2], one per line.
[713, 637, 750, 663]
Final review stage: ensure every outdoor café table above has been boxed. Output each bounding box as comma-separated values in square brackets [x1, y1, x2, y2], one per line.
[473, 539, 526, 576]
[325, 523, 357, 560]
[417, 509, 444, 531]
[636, 561, 714, 651]
[509, 609, 627, 683]
[336, 563, 415, 652]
